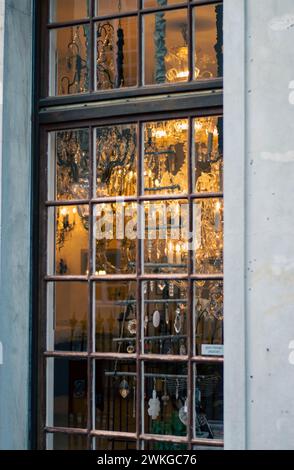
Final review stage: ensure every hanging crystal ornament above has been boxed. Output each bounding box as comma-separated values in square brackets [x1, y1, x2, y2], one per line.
[153, 310, 161, 328]
[179, 339, 187, 356]
[115, 1, 124, 88]
[127, 319, 137, 336]
[127, 342, 135, 354]
[119, 378, 130, 399]
[165, 304, 169, 325]
[179, 398, 188, 426]
[175, 379, 179, 400]
[161, 379, 169, 407]
[174, 306, 182, 334]
[169, 281, 174, 297]
[148, 380, 161, 420]
[158, 280, 165, 291]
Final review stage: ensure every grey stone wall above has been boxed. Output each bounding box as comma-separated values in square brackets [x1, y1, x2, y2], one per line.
[225, 0, 294, 450]
[0, 0, 33, 450]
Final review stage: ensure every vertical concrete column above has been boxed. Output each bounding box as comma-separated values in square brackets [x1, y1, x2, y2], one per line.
[0, 0, 33, 450]
[225, 0, 294, 450]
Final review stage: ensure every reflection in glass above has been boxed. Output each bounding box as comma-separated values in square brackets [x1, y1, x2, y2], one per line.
[50, 0, 89, 22]
[95, 439, 136, 450]
[47, 358, 88, 429]
[143, 280, 187, 355]
[50, 433, 88, 450]
[95, 282, 137, 353]
[47, 282, 88, 352]
[144, 200, 188, 274]
[94, 203, 137, 274]
[95, 360, 136, 433]
[144, 9, 188, 85]
[144, 441, 187, 451]
[143, 362, 188, 438]
[144, 0, 186, 7]
[96, 0, 137, 16]
[194, 363, 223, 440]
[194, 199, 223, 274]
[50, 25, 90, 96]
[96, 124, 137, 197]
[194, 4, 223, 80]
[49, 205, 89, 276]
[49, 129, 89, 201]
[95, 17, 137, 90]
[193, 117, 223, 193]
[144, 120, 188, 195]
[194, 281, 223, 356]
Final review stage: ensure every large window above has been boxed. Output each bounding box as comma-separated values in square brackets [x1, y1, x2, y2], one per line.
[36, 0, 223, 450]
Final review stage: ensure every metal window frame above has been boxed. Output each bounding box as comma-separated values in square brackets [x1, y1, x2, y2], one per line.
[33, 0, 224, 451]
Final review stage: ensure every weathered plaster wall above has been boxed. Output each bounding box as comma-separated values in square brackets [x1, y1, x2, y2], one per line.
[0, 0, 32, 449]
[225, 0, 294, 450]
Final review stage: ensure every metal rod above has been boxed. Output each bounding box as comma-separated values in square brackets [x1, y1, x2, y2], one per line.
[112, 334, 187, 343]
[105, 371, 188, 379]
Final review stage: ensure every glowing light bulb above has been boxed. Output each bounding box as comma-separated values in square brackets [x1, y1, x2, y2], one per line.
[72, 207, 77, 214]
[60, 207, 68, 216]
[176, 70, 189, 79]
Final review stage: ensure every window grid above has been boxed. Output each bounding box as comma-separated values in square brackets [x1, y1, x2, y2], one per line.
[43, 114, 224, 450]
[36, 0, 224, 451]
[44, 0, 223, 98]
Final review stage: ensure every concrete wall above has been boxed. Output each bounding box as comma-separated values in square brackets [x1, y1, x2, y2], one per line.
[0, 0, 32, 450]
[225, 0, 294, 450]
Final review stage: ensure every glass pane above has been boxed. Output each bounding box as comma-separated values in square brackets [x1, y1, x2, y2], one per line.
[95, 360, 136, 433]
[143, 361, 188, 437]
[144, 0, 186, 7]
[144, 200, 188, 274]
[194, 4, 223, 80]
[194, 281, 223, 357]
[48, 129, 89, 201]
[96, 0, 137, 16]
[50, 0, 89, 22]
[144, 441, 187, 451]
[95, 281, 137, 353]
[96, 124, 137, 197]
[95, 17, 137, 90]
[48, 205, 89, 276]
[144, 9, 188, 85]
[95, 439, 136, 450]
[47, 358, 88, 429]
[194, 199, 223, 274]
[144, 119, 188, 195]
[50, 25, 90, 96]
[193, 117, 223, 194]
[143, 280, 188, 355]
[47, 282, 88, 352]
[194, 363, 223, 440]
[49, 433, 88, 450]
[94, 203, 137, 274]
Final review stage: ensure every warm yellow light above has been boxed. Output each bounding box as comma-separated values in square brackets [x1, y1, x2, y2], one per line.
[176, 70, 189, 79]
[176, 243, 181, 254]
[72, 207, 77, 214]
[60, 207, 68, 216]
[153, 129, 167, 139]
[215, 201, 222, 212]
